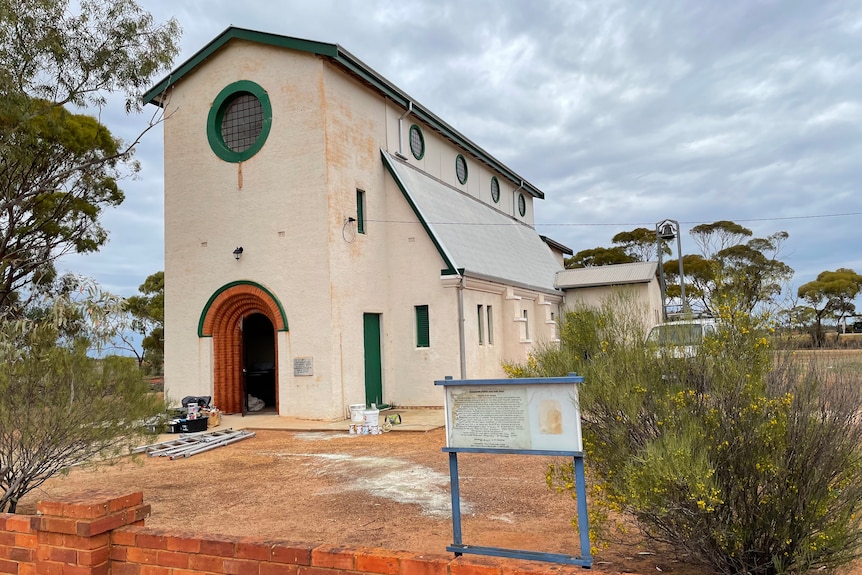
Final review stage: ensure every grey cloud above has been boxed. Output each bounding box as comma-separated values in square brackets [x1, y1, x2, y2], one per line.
[53, 0, 862, 306]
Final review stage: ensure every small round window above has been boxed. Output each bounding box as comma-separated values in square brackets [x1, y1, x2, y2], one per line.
[207, 80, 272, 163]
[455, 154, 468, 184]
[409, 124, 425, 160]
[490, 177, 500, 203]
[518, 192, 526, 217]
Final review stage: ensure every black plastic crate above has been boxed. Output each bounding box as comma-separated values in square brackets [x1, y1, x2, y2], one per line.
[166, 417, 208, 433]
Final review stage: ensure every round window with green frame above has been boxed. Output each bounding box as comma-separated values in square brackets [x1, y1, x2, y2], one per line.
[409, 124, 425, 160]
[490, 176, 500, 203]
[207, 80, 273, 162]
[455, 154, 468, 184]
[518, 192, 526, 217]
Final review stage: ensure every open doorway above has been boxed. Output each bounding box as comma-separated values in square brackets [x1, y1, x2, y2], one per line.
[200, 281, 287, 415]
[243, 313, 277, 413]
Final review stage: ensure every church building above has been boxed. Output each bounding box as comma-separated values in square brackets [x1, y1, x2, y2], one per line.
[143, 27, 570, 418]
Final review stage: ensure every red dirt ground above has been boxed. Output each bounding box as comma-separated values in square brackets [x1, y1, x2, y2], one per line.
[16, 428, 862, 575]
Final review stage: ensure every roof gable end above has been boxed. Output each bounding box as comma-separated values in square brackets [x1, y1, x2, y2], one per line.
[142, 27, 338, 105]
[144, 26, 544, 200]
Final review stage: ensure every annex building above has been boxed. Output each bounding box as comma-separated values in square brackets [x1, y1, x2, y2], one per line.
[143, 28, 573, 419]
[555, 261, 663, 330]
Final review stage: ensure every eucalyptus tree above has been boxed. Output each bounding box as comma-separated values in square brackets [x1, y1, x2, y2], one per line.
[662, 222, 792, 315]
[565, 227, 670, 268]
[566, 221, 792, 315]
[0, 0, 180, 314]
[0, 277, 163, 513]
[123, 271, 165, 372]
[798, 268, 862, 347]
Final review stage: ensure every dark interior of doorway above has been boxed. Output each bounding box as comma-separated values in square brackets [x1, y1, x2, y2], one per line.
[244, 313, 276, 413]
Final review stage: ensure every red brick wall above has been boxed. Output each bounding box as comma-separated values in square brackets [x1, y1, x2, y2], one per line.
[0, 492, 589, 575]
[0, 492, 149, 575]
[0, 513, 36, 575]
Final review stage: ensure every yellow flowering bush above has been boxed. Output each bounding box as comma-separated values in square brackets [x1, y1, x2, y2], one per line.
[515, 297, 862, 575]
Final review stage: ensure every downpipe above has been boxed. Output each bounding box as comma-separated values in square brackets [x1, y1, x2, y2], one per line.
[398, 101, 414, 157]
[457, 274, 467, 379]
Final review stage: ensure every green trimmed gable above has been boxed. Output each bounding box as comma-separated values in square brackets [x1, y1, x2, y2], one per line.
[143, 26, 545, 200]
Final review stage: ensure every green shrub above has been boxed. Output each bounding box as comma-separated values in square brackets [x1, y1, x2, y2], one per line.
[516, 299, 862, 575]
[0, 281, 165, 513]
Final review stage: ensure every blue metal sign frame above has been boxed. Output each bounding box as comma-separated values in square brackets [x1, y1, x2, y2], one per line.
[435, 374, 592, 568]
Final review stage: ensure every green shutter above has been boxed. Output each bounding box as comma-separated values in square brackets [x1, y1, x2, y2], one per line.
[415, 305, 429, 348]
[356, 189, 366, 234]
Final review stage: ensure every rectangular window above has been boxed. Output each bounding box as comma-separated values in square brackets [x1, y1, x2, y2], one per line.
[523, 309, 529, 340]
[415, 305, 429, 348]
[487, 306, 494, 345]
[356, 189, 366, 234]
[477, 305, 485, 345]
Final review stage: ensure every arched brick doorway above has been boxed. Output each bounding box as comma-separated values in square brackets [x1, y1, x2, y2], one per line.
[199, 282, 288, 414]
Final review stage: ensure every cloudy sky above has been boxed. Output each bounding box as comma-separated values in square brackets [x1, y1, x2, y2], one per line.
[61, 0, 862, 308]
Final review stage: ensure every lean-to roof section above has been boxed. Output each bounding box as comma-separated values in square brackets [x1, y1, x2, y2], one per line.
[555, 261, 658, 289]
[382, 151, 561, 294]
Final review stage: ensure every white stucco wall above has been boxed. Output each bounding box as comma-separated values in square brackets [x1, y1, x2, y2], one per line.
[162, 42, 335, 413]
[382, 108, 533, 223]
[562, 282, 663, 334]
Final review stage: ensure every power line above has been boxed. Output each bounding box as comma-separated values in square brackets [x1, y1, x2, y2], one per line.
[365, 211, 862, 228]
[536, 212, 862, 227]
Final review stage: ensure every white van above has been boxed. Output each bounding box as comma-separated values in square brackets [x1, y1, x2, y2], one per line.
[646, 317, 718, 359]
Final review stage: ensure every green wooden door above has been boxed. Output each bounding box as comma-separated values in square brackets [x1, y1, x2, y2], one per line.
[363, 313, 383, 407]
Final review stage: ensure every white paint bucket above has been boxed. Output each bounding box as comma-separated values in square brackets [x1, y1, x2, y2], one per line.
[349, 404, 366, 423]
[363, 408, 380, 427]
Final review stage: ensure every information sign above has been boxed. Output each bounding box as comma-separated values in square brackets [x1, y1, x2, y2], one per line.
[434, 374, 590, 567]
[445, 383, 581, 452]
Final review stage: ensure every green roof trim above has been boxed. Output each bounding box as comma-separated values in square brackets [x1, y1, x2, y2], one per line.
[143, 28, 337, 104]
[143, 26, 544, 200]
[198, 280, 289, 337]
[540, 235, 574, 255]
[381, 151, 458, 276]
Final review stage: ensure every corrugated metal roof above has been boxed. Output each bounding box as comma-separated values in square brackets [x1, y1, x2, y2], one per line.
[555, 261, 658, 289]
[382, 151, 561, 294]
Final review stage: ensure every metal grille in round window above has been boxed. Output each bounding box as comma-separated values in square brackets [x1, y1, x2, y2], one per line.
[409, 125, 425, 159]
[490, 177, 500, 203]
[518, 192, 526, 217]
[221, 93, 264, 153]
[455, 154, 468, 184]
[207, 80, 271, 163]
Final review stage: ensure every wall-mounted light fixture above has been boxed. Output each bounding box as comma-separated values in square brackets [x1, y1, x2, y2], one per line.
[233, 246, 244, 261]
